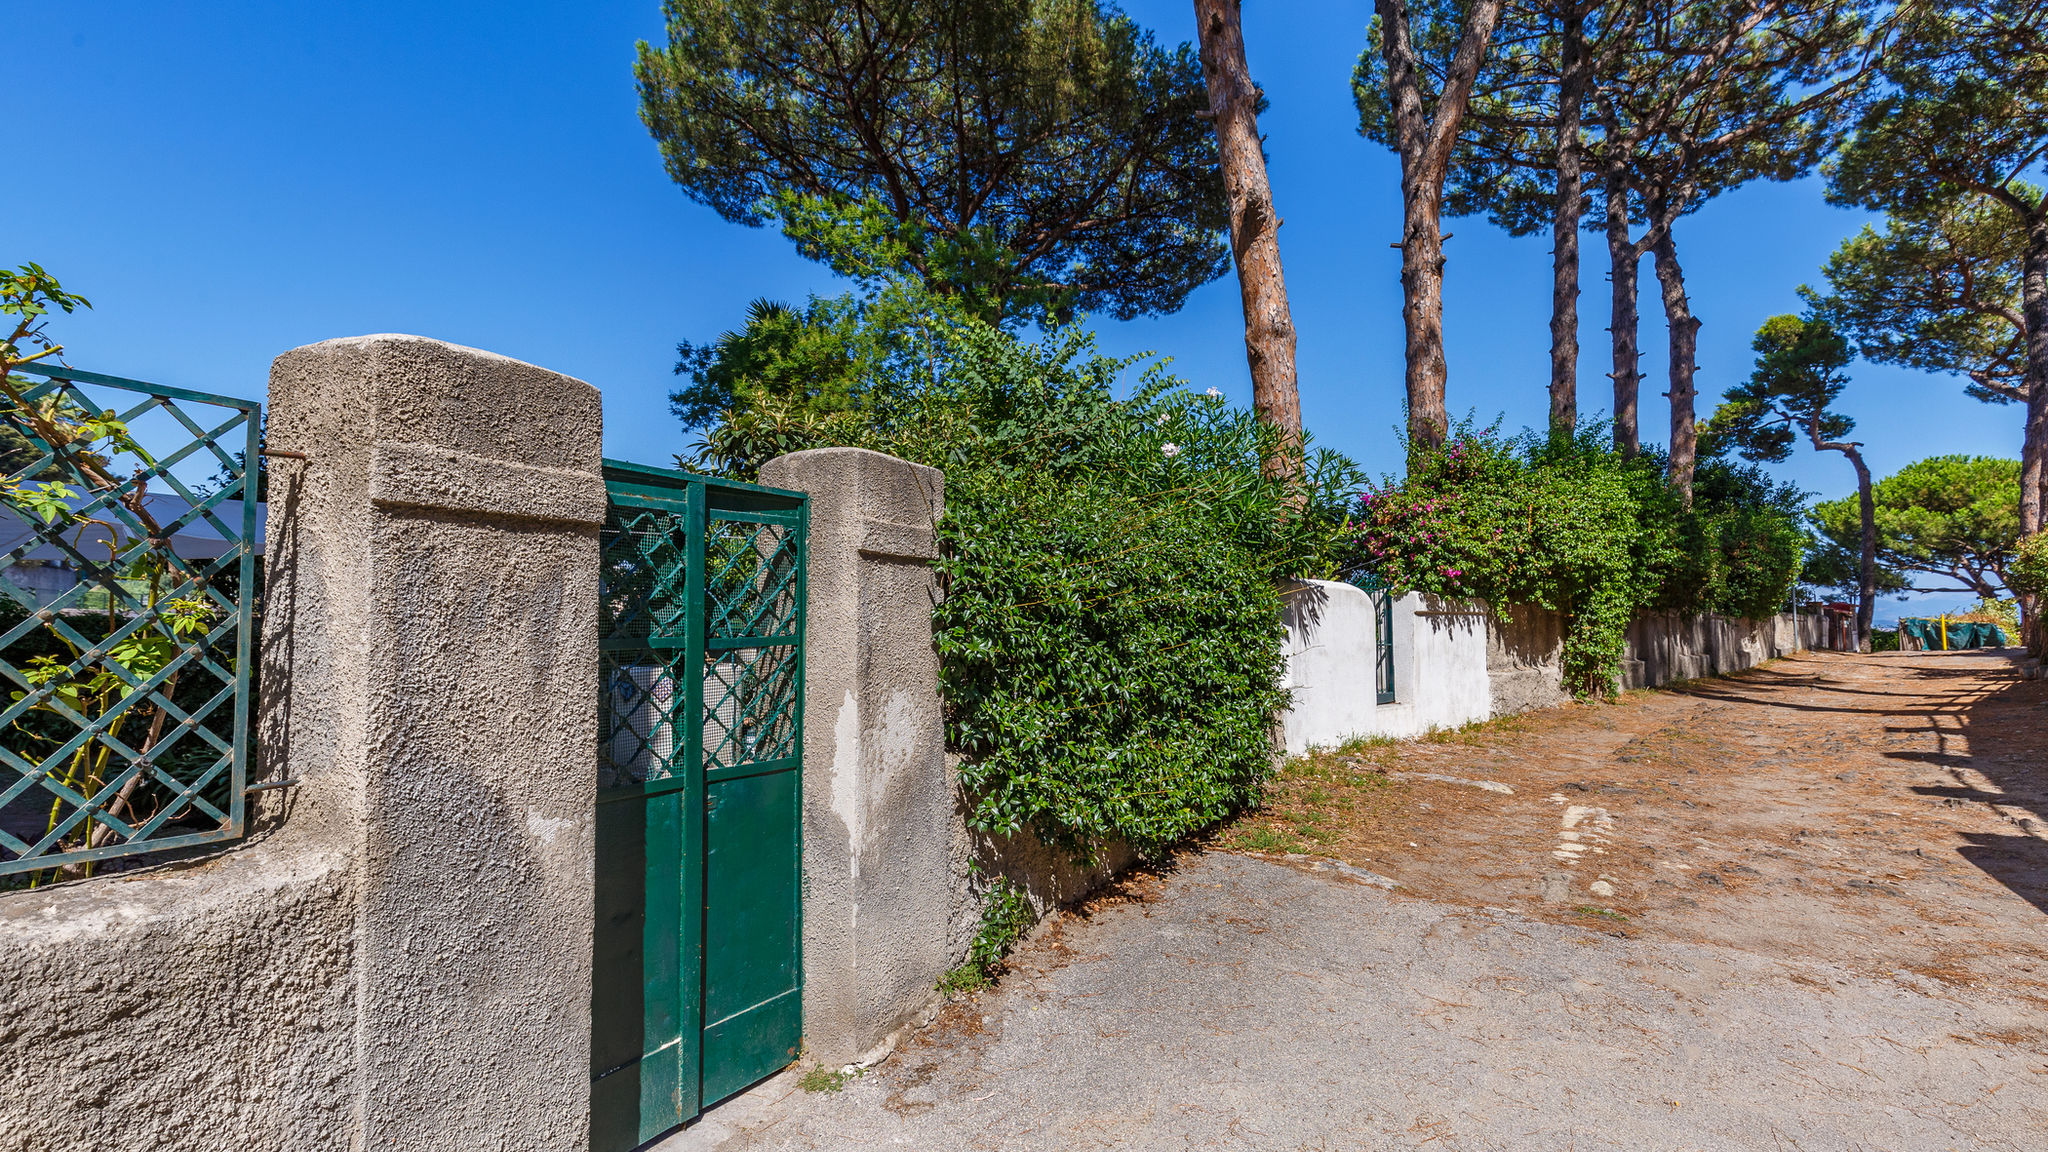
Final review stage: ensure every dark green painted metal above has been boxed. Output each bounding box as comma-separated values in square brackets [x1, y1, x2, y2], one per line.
[1373, 591, 1396, 705]
[0, 364, 259, 876]
[592, 461, 804, 1151]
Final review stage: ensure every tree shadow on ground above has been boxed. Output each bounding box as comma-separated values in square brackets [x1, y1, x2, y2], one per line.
[1878, 655, 2048, 917]
[1665, 655, 2001, 717]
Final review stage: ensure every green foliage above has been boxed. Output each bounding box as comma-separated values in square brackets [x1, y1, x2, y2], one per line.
[2011, 532, 2048, 600]
[1963, 597, 2021, 634]
[1826, 1, 2048, 223]
[1670, 459, 1814, 620]
[1810, 455, 2021, 598]
[1800, 527, 1912, 602]
[1805, 194, 2030, 404]
[1347, 421, 1805, 697]
[1706, 314, 1857, 462]
[1350, 422, 1675, 696]
[951, 876, 1037, 990]
[633, 0, 1227, 322]
[674, 207, 1004, 477]
[0, 263, 96, 481]
[844, 325, 1358, 860]
[690, 271, 1359, 858]
[670, 297, 868, 434]
[1, 263, 91, 371]
[1355, 0, 1871, 240]
[797, 1065, 857, 1092]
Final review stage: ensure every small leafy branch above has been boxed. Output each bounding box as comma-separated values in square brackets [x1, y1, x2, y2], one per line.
[0, 266, 222, 885]
[0, 264, 164, 541]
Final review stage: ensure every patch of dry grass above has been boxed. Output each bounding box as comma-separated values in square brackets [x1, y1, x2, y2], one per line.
[1214, 748, 1411, 863]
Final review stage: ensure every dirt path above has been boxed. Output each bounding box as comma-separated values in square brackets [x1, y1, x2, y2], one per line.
[1219, 648, 2048, 993]
[664, 649, 2048, 1151]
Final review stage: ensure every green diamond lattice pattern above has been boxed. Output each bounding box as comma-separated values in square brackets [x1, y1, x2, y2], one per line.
[599, 486, 804, 792]
[0, 365, 261, 878]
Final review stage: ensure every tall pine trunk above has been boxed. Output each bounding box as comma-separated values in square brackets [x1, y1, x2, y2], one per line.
[1847, 445, 1877, 652]
[2019, 213, 2047, 652]
[1650, 217, 1700, 504]
[1396, 156, 1453, 446]
[1549, 3, 1588, 433]
[2022, 213, 2048, 537]
[1376, 0, 1504, 451]
[1195, 0, 1302, 477]
[1604, 170, 1641, 456]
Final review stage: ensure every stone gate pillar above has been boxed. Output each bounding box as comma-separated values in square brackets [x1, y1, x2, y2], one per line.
[757, 447, 950, 1067]
[264, 335, 603, 1150]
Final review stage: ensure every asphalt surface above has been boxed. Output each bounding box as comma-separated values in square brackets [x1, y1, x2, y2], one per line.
[661, 652, 2048, 1151]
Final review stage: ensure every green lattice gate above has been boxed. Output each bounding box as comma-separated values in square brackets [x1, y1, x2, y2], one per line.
[591, 461, 806, 1150]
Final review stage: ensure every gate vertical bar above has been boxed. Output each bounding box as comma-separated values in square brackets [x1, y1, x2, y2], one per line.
[679, 478, 708, 1119]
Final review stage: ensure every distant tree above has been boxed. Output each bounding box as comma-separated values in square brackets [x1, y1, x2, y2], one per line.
[1354, 0, 1508, 449]
[1706, 314, 1877, 648]
[634, 0, 1229, 324]
[1825, 0, 2048, 543]
[669, 298, 868, 435]
[1811, 455, 2022, 599]
[1386, 0, 1869, 478]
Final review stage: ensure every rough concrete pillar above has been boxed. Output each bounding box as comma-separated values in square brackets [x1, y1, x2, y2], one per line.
[265, 335, 602, 1151]
[756, 447, 949, 1067]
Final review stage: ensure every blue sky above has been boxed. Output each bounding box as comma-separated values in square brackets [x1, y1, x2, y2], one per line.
[6, 1, 2019, 617]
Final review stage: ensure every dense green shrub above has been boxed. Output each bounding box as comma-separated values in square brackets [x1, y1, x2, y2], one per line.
[1347, 423, 1805, 696]
[841, 325, 1357, 860]
[1662, 457, 1812, 620]
[704, 314, 1359, 861]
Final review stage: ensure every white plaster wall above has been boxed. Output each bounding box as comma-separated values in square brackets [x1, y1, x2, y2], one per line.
[1280, 592, 1825, 749]
[1393, 593, 1492, 734]
[1279, 580, 1382, 753]
[1278, 585, 1493, 750]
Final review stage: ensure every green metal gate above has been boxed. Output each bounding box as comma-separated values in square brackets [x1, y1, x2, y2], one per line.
[591, 461, 806, 1151]
[1372, 590, 1396, 705]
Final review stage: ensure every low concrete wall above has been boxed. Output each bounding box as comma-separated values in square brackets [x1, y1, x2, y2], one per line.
[1487, 604, 1572, 714]
[1280, 582, 1491, 751]
[1, 335, 603, 1152]
[1621, 611, 1811, 688]
[1281, 582, 1819, 751]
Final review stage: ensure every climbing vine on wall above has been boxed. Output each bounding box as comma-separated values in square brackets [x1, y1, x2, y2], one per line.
[1348, 423, 1804, 696]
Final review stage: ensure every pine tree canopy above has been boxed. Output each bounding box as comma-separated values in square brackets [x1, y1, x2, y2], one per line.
[635, 0, 1230, 322]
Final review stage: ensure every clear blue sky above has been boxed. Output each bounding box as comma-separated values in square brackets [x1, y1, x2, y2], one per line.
[6, 1, 2018, 617]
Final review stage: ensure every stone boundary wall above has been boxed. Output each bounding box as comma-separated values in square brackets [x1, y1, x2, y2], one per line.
[1282, 579, 1823, 752]
[1, 399, 1125, 1149]
[1, 335, 603, 1152]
